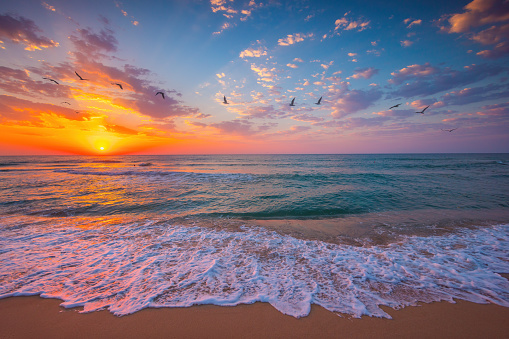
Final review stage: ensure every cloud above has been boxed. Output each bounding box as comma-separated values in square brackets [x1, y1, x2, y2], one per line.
[42, 2, 56, 12]
[209, 119, 257, 136]
[446, 0, 509, 33]
[213, 22, 235, 35]
[400, 40, 414, 47]
[209, 0, 261, 33]
[320, 61, 333, 70]
[0, 14, 59, 50]
[277, 33, 313, 46]
[405, 19, 422, 28]
[327, 82, 382, 118]
[115, 1, 140, 26]
[389, 63, 438, 84]
[0, 95, 87, 125]
[70, 28, 118, 56]
[287, 63, 298, 69]
[442, 0, 509, 59]
[471, 23, 509, 44]
[0, 66, 71, 99]
[291, 113, 325, 123]
[389, 62, 506, 97]
[347, 52, 358, 62]
[250, 64, 278, 83]
[334, 12, 370, 32]
[439, 83, 509, 106]
[232, 104, 288, 120]
[476, 41, 509, 58]
[239, 46, 267, 58]
[477, 102, 509, 117]
[350, 67, 379, 79]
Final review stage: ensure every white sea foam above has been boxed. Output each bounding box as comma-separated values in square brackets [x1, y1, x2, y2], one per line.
[0, 218, 508, 318]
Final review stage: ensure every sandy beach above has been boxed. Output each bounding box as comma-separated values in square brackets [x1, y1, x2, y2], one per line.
[1, 295, 508, 339]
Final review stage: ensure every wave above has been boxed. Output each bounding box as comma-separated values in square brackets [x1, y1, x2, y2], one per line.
[0, 219, 507, 318]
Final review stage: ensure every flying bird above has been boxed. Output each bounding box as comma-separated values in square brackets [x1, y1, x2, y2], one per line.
[315, 97, 322, 105]
[389, 103, 402, 109]
[223, 96, 229, 104]
[156, 91, 165, 99]
[112, 83, 123, 90]
[415, 105, 430, 114]
[74, 71, 88, 81]
[43, 77, 59, 85]
[61, 101, 71, 105]
[441, 128, 458, 132]
[289, 97, 296, 106]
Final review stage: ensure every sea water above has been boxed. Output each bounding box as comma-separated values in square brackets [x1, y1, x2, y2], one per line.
[0, 154, 508, 318]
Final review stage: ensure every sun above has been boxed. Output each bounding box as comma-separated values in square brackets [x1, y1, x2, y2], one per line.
[99, 146, 105, 151]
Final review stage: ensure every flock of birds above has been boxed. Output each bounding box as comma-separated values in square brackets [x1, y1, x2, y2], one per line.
[224, 95, 457, 132]
[44, 71, 457, 133]
[43, 71, 168, 114]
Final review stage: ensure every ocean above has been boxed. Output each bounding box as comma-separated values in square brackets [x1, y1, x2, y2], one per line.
[0, 154, 508, 318]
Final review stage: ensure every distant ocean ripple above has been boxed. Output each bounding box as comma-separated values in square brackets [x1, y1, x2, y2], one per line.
[0, 154, 508, 318]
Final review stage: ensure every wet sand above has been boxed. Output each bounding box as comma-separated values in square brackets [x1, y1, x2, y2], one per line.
[1, 295, 508, 339]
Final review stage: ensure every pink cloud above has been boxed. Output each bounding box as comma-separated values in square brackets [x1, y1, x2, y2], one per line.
[447, 0, 509, 33]
[389, 63, 505, 98]
[69, 28, 118, 56]
[442, 0, 509, 59]
[328, 82, 382, 118]
[405, 19, 422, 28]
[277, 33, 313, 46]
[0, 14, 59, 50]
[351, 67, 379, 79]
[334, 13, 370, 32]
[400, 40, 414, 47]
[0, 66, 71, 99]
[239, 46, 267, 58]
[477, 41, 509, 58]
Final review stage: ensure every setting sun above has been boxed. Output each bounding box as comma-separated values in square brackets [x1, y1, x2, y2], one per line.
[99, 147, 105, 151]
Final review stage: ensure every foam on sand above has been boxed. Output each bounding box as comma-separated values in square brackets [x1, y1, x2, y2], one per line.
[1, 218, 508, 318]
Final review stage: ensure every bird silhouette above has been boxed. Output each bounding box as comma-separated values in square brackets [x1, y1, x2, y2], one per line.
[289, 97, 296, 106]
[389, 103, 402, 109]
[74, 71, 88, 81]
[43, 77, 59, 85]
[112, 83, 123, 90]
[315, 97, 322, 105]
[441, 128, 457, 132]
[223, 96, 229, 104]
[415, 105, 430, 114]
[156, 91, 165, 99]
[61, 101, 71, 105]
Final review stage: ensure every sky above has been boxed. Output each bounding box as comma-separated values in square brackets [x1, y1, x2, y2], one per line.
[0, 0, 508, 155]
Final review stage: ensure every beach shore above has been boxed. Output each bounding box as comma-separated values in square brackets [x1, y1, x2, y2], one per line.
[1, 295, 508, 339]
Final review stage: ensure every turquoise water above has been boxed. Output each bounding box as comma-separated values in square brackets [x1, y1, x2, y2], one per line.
[1, 154, 508, 219]
[1, 154, 508, 318]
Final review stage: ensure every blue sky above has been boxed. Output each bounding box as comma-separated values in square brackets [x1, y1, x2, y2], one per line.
[0, 0, 508, 154]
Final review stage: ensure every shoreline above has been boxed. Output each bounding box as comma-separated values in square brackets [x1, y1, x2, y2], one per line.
[1, 296, 509, 338]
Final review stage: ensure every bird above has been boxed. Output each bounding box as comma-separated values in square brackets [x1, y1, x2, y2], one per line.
[289, 97, 296, 106]
[389, 103, 402, 109]
[315, 97, 322, 105]
[61, 101, 71, 105]
[43, 77, 59, 85]
[74, 71, 88, 81]
[75, 111, 80, 114]
[112, 83, 123, 90]
[223, 96, 229, 104]
[415, 105, 430, 114]
[441, 128, 458, 132]
[156, 91, 165, 99]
